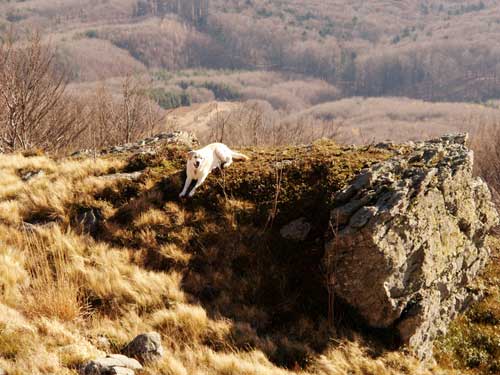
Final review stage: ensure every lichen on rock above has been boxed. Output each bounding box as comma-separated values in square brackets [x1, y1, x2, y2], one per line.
[325, 134, 499, 359]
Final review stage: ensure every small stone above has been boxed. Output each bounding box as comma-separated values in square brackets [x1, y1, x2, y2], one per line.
[274, 160, 294, 169]
[280, 218, 312, 241]
[122, 332, 164, 364]
[80, 354, 142, 375]
[98, 354, 142, 370]
[20, 169, 45, 181]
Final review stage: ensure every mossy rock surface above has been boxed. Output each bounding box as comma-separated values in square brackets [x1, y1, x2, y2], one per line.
[137, 140, 396, 226]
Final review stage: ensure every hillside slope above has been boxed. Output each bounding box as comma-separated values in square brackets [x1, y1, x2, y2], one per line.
[2, 0, 499, 102]
[159, 97, 500, 145]
[0, 134, 497, 374]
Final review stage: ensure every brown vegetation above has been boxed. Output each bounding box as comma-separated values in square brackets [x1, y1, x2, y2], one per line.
[2, 0, 499, 103]
[2, 0, 497, 154]
[0, 2, 499, 374]
[204, 100, 342, 147]
[164, 96, 500, 146]
[0, 141, 457, 375]
[0, 33, 87, 153]
[85, 76, 163, 147]
[470, 119, 500, 205]
[0, 33, 166, 154]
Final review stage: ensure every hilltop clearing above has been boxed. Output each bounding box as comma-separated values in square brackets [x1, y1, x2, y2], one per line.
[0, 133, 497, 374]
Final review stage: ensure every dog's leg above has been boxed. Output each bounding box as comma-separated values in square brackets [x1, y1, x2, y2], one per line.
[222, 157, 233, 169]
[179, 176, 193, 198]
[188, 173, 208, 197]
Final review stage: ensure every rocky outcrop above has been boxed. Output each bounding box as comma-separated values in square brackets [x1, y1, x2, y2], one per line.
[79, 332, 163, 375]
[71, 131, 198, 157]
[324, 134, 498, 359]
[122, 332, 164, 364]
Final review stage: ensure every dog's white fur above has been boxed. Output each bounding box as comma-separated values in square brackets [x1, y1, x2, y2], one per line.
[179, 143, 249, 197]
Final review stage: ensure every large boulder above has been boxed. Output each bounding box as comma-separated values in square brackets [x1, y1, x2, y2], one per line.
[324, 134, 499, 359]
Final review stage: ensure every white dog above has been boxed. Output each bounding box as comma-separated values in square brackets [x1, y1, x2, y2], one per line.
[179, 143, 249, 198]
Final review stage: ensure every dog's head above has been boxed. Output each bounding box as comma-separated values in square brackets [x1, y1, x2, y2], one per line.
[188, 151, 204, 169]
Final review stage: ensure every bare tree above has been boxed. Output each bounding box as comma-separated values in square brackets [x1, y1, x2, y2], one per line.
[209, 103, 232, 143]
[205, 100, 341, 147]
[78, 76, 164, 152]
[0, 33, 86, 153]
[114, 75, 163, 144]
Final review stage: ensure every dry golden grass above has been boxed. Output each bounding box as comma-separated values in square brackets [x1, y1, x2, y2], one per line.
[0, 149, 471, 375]
[22, 232, 86, 322]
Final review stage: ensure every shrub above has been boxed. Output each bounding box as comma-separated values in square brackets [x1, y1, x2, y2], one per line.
[201, 81, 242, 101]
[149, 88, 192, 109]
[470, 120, 500, 205]
[84, 29, 98, 38]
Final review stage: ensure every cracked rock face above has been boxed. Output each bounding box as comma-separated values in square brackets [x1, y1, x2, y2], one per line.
[325, 134, 499, 359]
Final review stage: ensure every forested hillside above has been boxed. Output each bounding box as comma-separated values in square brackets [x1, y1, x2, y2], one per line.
[1, 0, 500, 152]
[2, 3, 500, 375]
[1, 0, 499, 102]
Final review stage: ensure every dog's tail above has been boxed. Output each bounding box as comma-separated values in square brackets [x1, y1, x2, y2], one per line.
[231, 151, 250, 161]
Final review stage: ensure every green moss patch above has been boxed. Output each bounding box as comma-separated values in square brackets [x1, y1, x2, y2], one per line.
[435, 236, 500, 375]
[154, 141, 393, 225]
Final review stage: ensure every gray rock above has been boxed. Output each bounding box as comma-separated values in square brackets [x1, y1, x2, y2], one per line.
[80, 354, 142, 375]
[71, 131, 198, 157]
[274, 160, 294, 169]
[122, 332, 164, 364]
[280, 218, 312, 241]
[99, 172, 143, 182]
[71, 149, 95, 157]
[374, 141, 396, 149]
[20, 169, 45, 181]
[324, 134, 499, 360]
